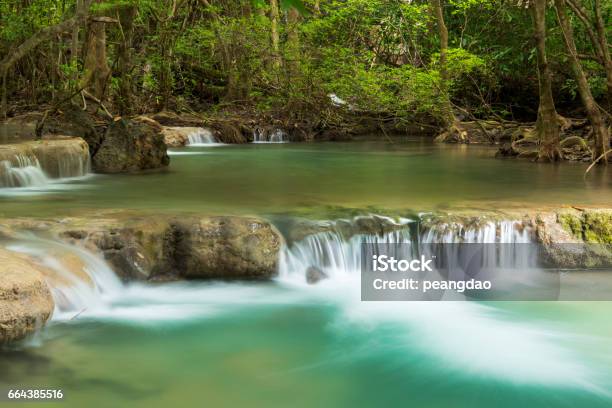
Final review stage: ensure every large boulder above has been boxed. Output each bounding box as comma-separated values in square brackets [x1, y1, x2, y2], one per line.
[167, 217, 281, 279]
[92, 119, 170, 173]
[43, 106, 103, 155]
[53, 214, 282, 281]
[0, 249, 54, 344]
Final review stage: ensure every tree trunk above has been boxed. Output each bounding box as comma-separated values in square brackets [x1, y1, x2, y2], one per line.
[83, 7, 111, 101]
[71, 0, 81, 73]
[531, 0, 561, 161]
[431, 0, 468, 142]
[117, 5, 136, 115]
[565, 0, 612, 111]
[594, 0, 612, 109]
[285, 6, 301, 77]
[431, 0, 456, 131]
[270, 0, 281, 70]
[555, 0, 609, 164]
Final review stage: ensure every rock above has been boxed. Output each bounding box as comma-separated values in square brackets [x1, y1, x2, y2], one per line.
[535, 209, 612, 268]
[0, 249, 54, 344]
[167, 217, 281, 279]
[92, 119, 170, 173]
[583, 210, 612, 244]
[496, 142, 519, 157]
[306, 266, 328, 284]
[150, 111, 203, 127]
[53, 213, 282, 281]
[0, 138, 90, 184]
[132, 116, 163, 132]
[0, 114, 39, 142]
[30, 138, 90, 178]
[283, 213, 412, 244]
[43, 106, 103, 155]
[160, 126, 204, 147]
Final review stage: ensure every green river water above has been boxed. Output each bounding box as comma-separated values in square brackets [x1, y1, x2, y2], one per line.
[0, 140, 610, 216]
[1, 140, 612, 408]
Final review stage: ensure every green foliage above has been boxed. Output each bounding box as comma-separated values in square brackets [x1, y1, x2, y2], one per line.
[0, 0, 609, 123]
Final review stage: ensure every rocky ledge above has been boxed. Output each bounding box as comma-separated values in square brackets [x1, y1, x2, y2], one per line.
[2, 213, 282, 282]
[4, 108, 170, 174]
[421, 207, 612, 268]
[0, 138, 90, 182]
[0, 249, 54, 344]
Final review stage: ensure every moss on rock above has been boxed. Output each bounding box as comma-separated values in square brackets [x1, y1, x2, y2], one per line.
[557, 211, 583, 239]
[583, 210, 612, 244]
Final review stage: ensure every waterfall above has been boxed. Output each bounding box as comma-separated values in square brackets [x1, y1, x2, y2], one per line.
[6, 235, 123, 318]
[0, 139, 91, 189]
[0, 154, 49, 188]
[421, 220, 532, 243]
[278, 218, 600, 390]
[253, 129, 286, 143]
[2, 222, 600, 390]
[279, 218, 534, 285]
[187, 128, 218, 145]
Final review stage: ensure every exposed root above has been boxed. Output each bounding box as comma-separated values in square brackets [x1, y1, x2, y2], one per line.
[496, 116, 598, 162]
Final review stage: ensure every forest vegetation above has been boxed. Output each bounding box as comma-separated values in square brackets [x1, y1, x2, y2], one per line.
[0, 0, 610, 163]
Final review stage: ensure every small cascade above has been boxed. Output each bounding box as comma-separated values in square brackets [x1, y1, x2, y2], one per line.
[279, 218, 536, 285]
[187, 128, 218, 145]
[0, 154, 49, 188]
[0, 139, 91, 189]
[280, 228, 413, 284]
[253, 128, 286, 143]
[421, 220, 533, 244]
[7, 235, 123, 318]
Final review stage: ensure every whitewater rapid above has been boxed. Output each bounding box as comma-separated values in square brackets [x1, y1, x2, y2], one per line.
[4, 219, 609, 395]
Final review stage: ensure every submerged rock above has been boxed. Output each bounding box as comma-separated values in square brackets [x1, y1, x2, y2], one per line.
[306, 266, 328, 284]
[0, 249, 54, 344]
[92, 119, 170, 173]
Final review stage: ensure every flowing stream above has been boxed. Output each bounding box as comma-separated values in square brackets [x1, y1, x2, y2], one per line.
[186, 128, 219, 146]
[0, 147, 90, 190]
[1, 141, 612, 407]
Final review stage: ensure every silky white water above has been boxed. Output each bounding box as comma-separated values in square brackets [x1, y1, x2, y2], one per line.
[253, 128, 286, 143]
[277, 220, 606, 393]
[186, 128, 219, 145]
[4, 219, 610, 397]
[0, 151, 91, 190]
[0, 155, 48, 188]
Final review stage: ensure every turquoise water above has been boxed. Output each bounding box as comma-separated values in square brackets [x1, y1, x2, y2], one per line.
[1, 141, 612, 407]
[2, 283, 612, 408]
[0, 140, 610, 217]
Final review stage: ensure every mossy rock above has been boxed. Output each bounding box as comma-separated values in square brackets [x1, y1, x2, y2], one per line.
[558, 211, 583, 239]
[556, 209, 612, 244]
[583, 210, 612, 244]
